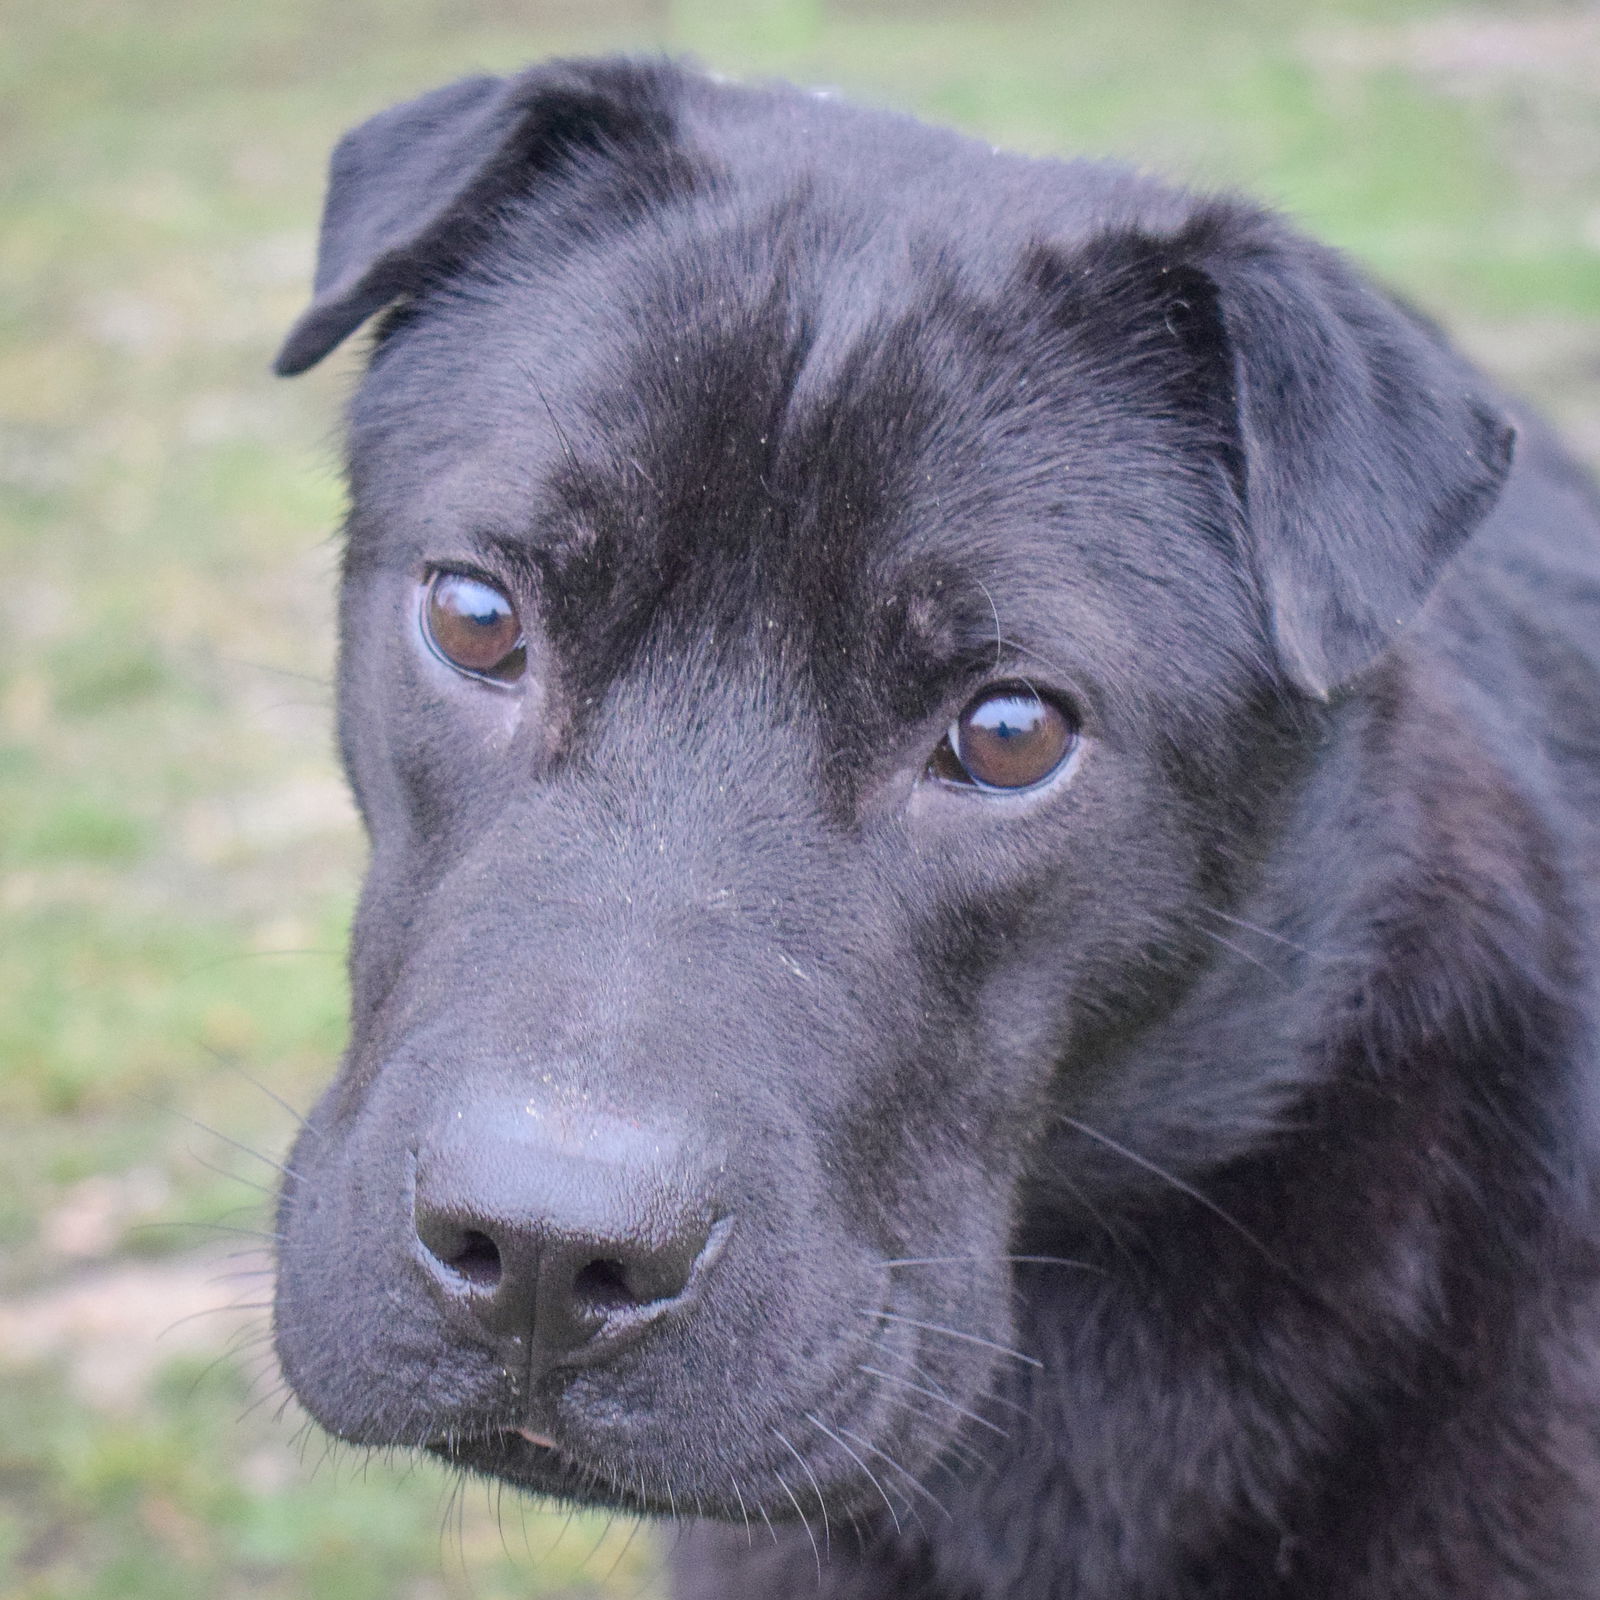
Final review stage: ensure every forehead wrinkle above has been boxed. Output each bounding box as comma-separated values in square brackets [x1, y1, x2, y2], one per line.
[538, 234, 1030, 736]
[349, 178, 955, 587]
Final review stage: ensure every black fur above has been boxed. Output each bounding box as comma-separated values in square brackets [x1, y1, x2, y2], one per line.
[272, 58, 1600, 1598]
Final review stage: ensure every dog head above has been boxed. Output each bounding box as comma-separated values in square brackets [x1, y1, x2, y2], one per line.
[271, 58, 1511, 1520]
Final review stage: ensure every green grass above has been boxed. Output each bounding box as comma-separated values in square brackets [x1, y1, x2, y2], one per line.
[1, 0, 1595, 1594]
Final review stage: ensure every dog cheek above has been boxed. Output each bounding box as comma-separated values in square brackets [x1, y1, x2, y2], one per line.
[273, 1072, 477, 1440]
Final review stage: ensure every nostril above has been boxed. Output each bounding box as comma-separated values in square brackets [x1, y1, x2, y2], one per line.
[412, 1104, 726, 1362]
[572, 1257, 640, 1314]
[440, 1228, 503, 1289]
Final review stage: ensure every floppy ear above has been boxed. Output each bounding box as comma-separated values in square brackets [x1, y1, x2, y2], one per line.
[1070, 207, 1515, 699]
[1202, 210, 1514, 697]
[274, 58, 687, 377]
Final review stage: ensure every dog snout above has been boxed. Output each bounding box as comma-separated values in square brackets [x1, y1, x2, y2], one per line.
[411, 1097, 726, 1372]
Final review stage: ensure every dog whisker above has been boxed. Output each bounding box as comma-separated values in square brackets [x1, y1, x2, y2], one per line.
[1198, 904, 1314, 958]
[490, 1479, 515, 1571]
[976, 577, 1004, 670]
[727, 1468, 757, 1547]
[218, 1056, 319, 1136]
[205, 1260, 275, 1282]
[516, 359, 584, 479]
[833, 1424, 952, 1523]
[154, 1100, 300, 1180]
[771, 1460, 824, 1584]
[541, 1493, 582, 1561]
[775, 1427, 832, 1557]
[574, 1504, 621, 1577]
[599, 1512, 647, 1588]
[880, 1254, 1104, 1273]
[1055, 1114, 1286, 1273]
[891, 1343, 1034, 1423]
[847, 1323, 1034, 1432]
[904, 1415, 989, 1474]
[184, 1321, 276, 1398]
[1196, 924, 1285, 982]
[858, 1363, 1009, 1439]
[188, 1149, 279, 1199]
[1051, 1171, 1140, 1268]
[757, 1497, 781, 1546]
[131, 1218, 283, 1243]
[862, 1308, 1043, 1369]
[803, 1409, 905, 1537]
[157, 1299, 273, 1338]
[998, 634, 1085, 694]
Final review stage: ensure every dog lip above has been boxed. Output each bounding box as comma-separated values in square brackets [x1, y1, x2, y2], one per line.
[426, 1427, 648, 1510]
[423, 1425, 561, 1453]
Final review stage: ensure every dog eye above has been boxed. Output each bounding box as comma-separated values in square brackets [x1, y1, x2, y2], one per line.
[422, 571, 526, 683]
[930, 683, 1079, 792]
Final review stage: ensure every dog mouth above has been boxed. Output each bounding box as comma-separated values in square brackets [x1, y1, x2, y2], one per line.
[427, 1424, 594, 1498]
[430, 1423, 560, 1458]
[418, 1310, 981, 1518]
[426, 1422, 722, 1516]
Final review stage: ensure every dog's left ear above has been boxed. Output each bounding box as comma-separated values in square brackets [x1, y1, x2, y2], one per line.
[274, 58, 685, 377]
[1065, 207, 1515, 698]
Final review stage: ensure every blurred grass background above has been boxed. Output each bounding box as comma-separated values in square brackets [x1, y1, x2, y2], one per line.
[1, 0, 1596, 1594]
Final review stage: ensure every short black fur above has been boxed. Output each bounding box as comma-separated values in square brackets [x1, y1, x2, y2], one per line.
[272, 58, 1600, 1599]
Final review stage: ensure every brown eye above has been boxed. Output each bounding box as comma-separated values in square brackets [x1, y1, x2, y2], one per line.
[423, 571, 526, 683]
[935, 683, 1079, 792]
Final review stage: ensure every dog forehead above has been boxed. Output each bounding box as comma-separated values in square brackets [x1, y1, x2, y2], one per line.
[351, 202, 959, 579]
[342, 104, 1189, 505]
[349, 183, 942, 500]
[343, 162, 1253, 734]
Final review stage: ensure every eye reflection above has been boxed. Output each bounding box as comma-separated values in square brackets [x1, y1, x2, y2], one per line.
[933, 683, 1079, 792]
[422, 571, 526, 683]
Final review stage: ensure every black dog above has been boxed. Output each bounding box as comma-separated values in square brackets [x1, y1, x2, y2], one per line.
[271, 58, 1600, 1598]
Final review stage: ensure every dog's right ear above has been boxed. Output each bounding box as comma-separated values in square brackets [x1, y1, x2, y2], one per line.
[274, 58, 686, 377]
[1043, 207, 1514, 699]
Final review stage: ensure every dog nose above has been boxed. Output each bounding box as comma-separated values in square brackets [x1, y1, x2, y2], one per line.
[412, 1099, 724, 1370]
